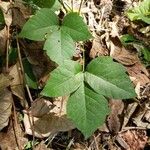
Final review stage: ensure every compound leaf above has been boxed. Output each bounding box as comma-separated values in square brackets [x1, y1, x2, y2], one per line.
[19, 8, 59, 41]
[61, 12, 92, 41]
[67, 83, 110, 138]
[85, 56, 136, 99]
[41, 60, 83, 97]
[44, 29, 76, 65]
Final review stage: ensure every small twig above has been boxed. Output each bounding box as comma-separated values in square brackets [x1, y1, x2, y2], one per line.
[6, 25, 10, 73]
[16, 38, 33, 103]
[58, 0, 68, 13]
[66, 138, 74, 150]
[93, 135, 99, 150]
[12, 100, 22, 150]
[45, 132, 57, 147]
[78, 0, 84, 14]
[28, 112, 35, 150]
[16, 38, 36, 149]
[88, 134, 101, 149]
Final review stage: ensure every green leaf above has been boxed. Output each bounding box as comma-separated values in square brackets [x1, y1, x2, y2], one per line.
[61, 12, 92, 41]
[41, 60, 84, 97]
[23, 59, 38, 89]
[19, 8, 59, 41]
[120, 34, 138, 45]
[32, 0, 55, 8]
[127, 0, 150, 24]
[50, 0, 61, 11]
[9, 48, 17, 64]
[67, 83, 110, 138]
[44, 29, 76, 65]
[85, 57, 136, 99]
[141, 47, 150, 61]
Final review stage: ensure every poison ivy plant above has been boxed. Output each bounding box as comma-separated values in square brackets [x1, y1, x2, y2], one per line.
[127, 0, 150, 24]
[41, 57, 136, 138]
[20, 9, 92, 64]
[20, 7, 136, 138]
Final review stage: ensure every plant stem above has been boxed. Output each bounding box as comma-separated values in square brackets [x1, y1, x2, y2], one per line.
[16, 38, 33, 104]
[6, 25, 10, 73]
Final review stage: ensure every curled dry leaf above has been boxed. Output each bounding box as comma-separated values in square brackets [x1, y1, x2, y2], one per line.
[24, 97, 75, 138]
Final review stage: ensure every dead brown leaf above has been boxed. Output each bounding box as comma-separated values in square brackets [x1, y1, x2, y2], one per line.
[0, 88, 13, 131]
[0, 116, 27, 150]
[110, 37, 138, 66]
[90, 35, 109, 58]
[24, 97, 75, 138]
[107, 99, 124, 134]
[126, 62, 150, 86]
[9, 62, 26, 104]
[119, 130, 148, 150]
[0, 27, 7, 55]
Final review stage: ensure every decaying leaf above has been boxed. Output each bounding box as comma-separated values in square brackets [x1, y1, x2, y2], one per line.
[0, 73, 10, 90]
[9, 62, 26, 103]
[0, 116, 27, 150]
[0, 27, 7, 55]
[110, 37, 138, 66]
[118, 130, 148, 150]
[107, 99, 124, 134]
[90, 35, 109, 58]
[0, 88, 13, 131]
[24, 97, 75, 138]
[126, 62, 150, 86]
[9, 62, 23, 86]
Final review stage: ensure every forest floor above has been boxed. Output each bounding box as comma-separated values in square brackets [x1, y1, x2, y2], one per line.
[0, 0, 150, 149]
